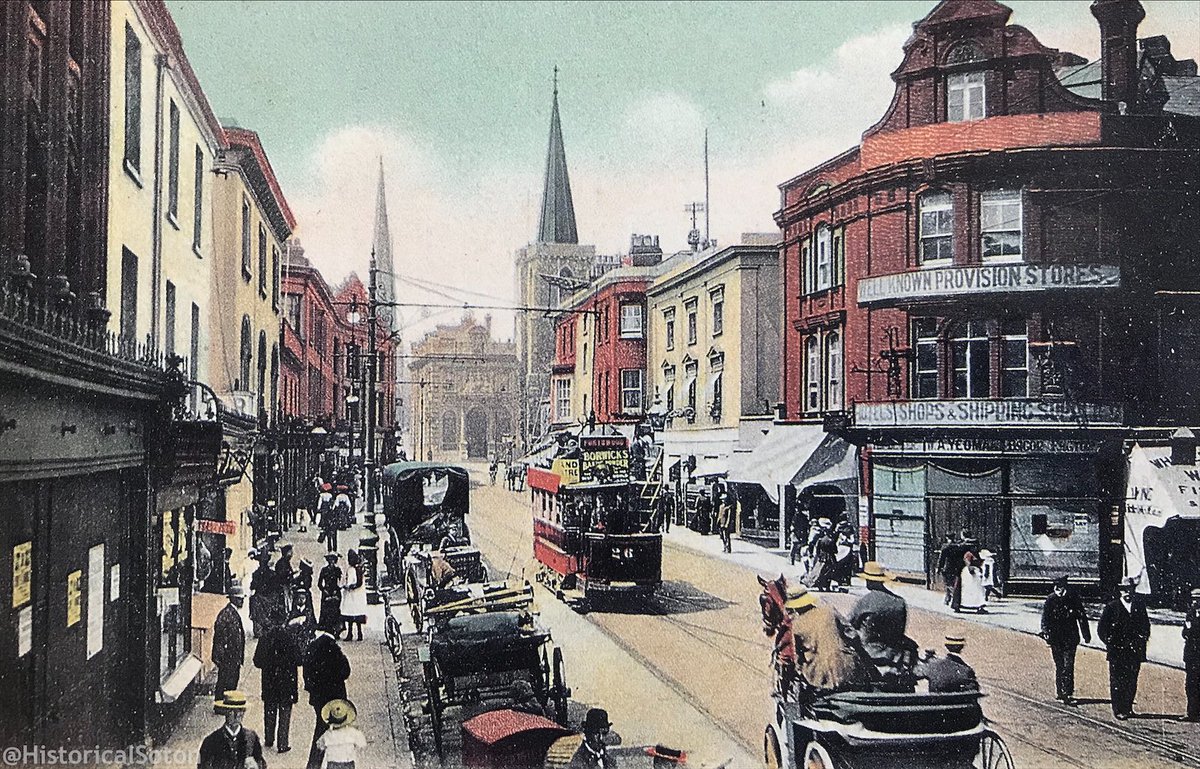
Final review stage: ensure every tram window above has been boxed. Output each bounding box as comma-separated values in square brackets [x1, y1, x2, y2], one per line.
[1031, 513, 1048, 536]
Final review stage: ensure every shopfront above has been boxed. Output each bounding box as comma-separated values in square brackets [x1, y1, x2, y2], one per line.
[865, 434, 1122, 593]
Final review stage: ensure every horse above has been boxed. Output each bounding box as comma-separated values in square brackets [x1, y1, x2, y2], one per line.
[758, 573, 798, 697]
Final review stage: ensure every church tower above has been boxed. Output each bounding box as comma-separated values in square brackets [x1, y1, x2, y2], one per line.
[515, 71, 595, 447]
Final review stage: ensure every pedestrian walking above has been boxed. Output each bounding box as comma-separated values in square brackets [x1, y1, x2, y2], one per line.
[956, 552, 988, 614]
[693, 489, 712, 535]
[917, 635, 979, 693]
[1181, 587, 1200, 722]
[1040, 575, 1091, 704]
[979, 549, 1002, 600]
[198, 690, 266, 769]
[716, 491, 735, 553]
[254, 607, 302, 754]
[275, 543, 296, 614]
[315, 699, 367, 769]
[303, 625, 352, 769]
[340, 549, 367, 642]
[212, 582, 247, 701]
[317, 553, 343, 632]
[250, 550, 279, 638]
[568, 708, 616, 769]
[1098, 577, 1151, 719]
[935, 533, 958, 605]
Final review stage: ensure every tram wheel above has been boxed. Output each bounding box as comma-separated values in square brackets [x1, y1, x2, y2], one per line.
[763, 726, 782, 769]
[802, 740, 839, 769]
[975, 731, 1014, 769]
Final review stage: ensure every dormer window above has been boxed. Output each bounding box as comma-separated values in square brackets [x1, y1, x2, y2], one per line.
[947, 71, 985, 122]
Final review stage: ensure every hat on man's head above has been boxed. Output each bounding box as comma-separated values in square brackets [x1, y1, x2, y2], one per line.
[944, 634, 967, 650]
[582, 708, 611, 733]
[215, 690, 249, 712]
[226, 581, 248, 599]
[1053, 575, 1070, 589]
[783, 583, 817, 610]
[859, 561, 894, 582]
[279, 543, 293, 552]
[324, 552, 339, 561]
[321, 698, 357, 728]
[817, 518, 833, 529]
[1118, 576, 1139, 591]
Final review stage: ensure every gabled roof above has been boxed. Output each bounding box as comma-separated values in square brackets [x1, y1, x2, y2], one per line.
[917, 0, 1012, 29]
[537, 77, 579, 245]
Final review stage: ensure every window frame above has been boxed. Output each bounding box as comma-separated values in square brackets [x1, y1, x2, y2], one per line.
[663, 308, 676, 351]
[192, 145, 204, 252]
[951, 319, 991, 399]
[685, 299, 698, 346]
[257, 224, 268, 296]
[824, 330, 843, 411]
[122, 24, 142, 178]
[241, 197, 252, 280]
[947, 70, 986, 122]
[805, 335, 821, 413]
[166, 99, 180, 223]
[1001, 319, 1030, 399]
[918, 191, 953, 265]
[618, 301, 644, 339]
[912, 318, 939, 400]
[620, 369, 644, 412]
[980, 189, 1023, 262]
[710, 287, 724, 337]
[555, 378, 572, 420]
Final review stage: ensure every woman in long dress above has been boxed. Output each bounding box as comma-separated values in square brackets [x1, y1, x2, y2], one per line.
[957, 551, 988, 613]
[340, 549, 368, 641]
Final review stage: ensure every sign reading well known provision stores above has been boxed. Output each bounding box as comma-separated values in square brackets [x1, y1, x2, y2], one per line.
[855, 400, 1124, 428]
[857, 263, 1120, 305]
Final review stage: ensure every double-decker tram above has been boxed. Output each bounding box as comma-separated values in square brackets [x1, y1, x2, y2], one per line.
[527, 430, 662, 609]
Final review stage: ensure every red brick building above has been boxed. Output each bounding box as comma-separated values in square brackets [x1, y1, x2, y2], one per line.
[776, 0, 1199, 594]
[551, 241, 664, 428]
[280, 239, 395, 472]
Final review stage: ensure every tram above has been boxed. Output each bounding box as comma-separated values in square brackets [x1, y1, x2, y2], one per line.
[528, 430, 662, 608]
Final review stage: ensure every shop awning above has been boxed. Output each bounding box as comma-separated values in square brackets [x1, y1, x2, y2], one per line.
[1123, 442, 1200, 593]
[693, 456, 727, 479]
[727, 424, 826, 502]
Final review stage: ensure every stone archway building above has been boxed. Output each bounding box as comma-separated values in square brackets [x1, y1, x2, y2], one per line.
[409, 314, 520, 463]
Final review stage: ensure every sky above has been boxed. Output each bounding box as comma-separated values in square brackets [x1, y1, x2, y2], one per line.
[166, 0, 1200, 342]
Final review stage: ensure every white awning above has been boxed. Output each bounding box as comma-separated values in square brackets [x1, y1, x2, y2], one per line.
[727, 424, 826, 501]
[1123, 442, 1200, 593]
[693, 456, 727, 479]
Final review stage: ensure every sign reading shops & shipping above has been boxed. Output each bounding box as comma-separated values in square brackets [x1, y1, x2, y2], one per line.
[855, 400, 1124, 428]
[857, 263, 1120, 305]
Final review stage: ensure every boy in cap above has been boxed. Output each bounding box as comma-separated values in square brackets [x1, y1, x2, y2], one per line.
[917, 635, 979, 693]
[315, 698, 366, 769]
[198, 690, 266, 769]
[1040, 575, 1090, 704]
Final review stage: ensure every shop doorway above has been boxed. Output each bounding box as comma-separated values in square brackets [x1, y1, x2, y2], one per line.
[926, 497, 1009, 590]
[464, 408, 489, 458]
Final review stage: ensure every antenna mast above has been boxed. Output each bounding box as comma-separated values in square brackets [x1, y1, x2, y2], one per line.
[683, 202, 706, 252]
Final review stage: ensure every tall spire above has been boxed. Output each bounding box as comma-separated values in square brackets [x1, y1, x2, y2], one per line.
[372, 159, 398, 331]
[537, 67, 579, 244]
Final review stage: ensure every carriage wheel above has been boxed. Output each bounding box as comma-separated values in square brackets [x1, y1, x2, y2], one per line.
[539, 647, 551, 695]
[385, 614, 403, 662]
[763, 726, 782, 769]
[802, 740, 838, 769]
[551, 646, 570, 726]
[406, 574, 421, 627]
[424, 661, 443, 759]
[975, 731, 1014, 769]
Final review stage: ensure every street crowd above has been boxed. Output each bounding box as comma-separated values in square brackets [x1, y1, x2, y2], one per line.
[201, 467, 372, 769]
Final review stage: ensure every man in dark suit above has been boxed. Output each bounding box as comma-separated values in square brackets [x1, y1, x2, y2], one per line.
[255, 605, 301, 753]
[1181, 588, 1200, 722]
[1040, 575, 1091, 704]
[568, 708, 616, 769]
[303, 624, 351, 769]
[197, 690, 266, 769]
[917, 635, 979, 693]
[1098, 578, 1151, 719]
[212, 582, 247, 701]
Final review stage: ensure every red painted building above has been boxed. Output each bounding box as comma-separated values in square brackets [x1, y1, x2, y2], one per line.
[776, 0, 1199, 594]
[551, 241, 664, 427]
[280, 239, 395, 471]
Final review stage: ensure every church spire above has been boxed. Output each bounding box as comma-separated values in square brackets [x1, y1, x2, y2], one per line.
[372, 158, 398, 331]
[537, 67, 579, 244]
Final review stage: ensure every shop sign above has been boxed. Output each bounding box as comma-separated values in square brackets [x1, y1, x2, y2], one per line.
[858, 263, 1120, 304]
[580, 436, 630, 484]
[197, 519, 237, 536]
[551, 458, 580, 486]
[12, 542, 31, 608]
[889, 437, 1103, 455]
[66, 570, 81, 627]
[855, 400, 1123, 428]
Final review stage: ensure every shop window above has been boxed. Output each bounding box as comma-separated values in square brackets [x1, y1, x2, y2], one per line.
[981, 190, 1022, 261]
[918, 191, 953, 264]
[913, 318, 939, 399]
[947, 71, 985, 122]
[951, 320, 989, 399]
[1001, 318, 1029, 398]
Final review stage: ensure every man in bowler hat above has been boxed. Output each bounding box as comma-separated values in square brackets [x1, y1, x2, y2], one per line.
[569, 708, 615, 769]
[1098, 577, 1151, 719]
[1040, 575, 1091, 704]
[212, 582, 247, 702]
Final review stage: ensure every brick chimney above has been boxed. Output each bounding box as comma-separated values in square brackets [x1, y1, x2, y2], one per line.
[1090, 0, 1145, 107]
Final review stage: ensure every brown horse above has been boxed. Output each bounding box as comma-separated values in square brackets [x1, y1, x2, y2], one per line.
[758, 573, 797, 697]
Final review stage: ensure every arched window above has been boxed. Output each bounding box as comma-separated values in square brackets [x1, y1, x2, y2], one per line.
[441, 411, 459, 450]
[918, 191, 953, 264]
[805, 336, 821, 412]
[824, 331, 843, 411]
[238, 316, 252, 390]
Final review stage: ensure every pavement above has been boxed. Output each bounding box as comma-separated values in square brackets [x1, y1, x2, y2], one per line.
[157, 506, 413, 768]
[665, 525, 1190, 670]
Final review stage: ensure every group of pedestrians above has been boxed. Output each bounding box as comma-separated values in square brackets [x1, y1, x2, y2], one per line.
[1040, 575, 1200, 723]
[793, 516, 859, 592]
[935, 529, 999, 614]
[689, 485, 737, 551]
